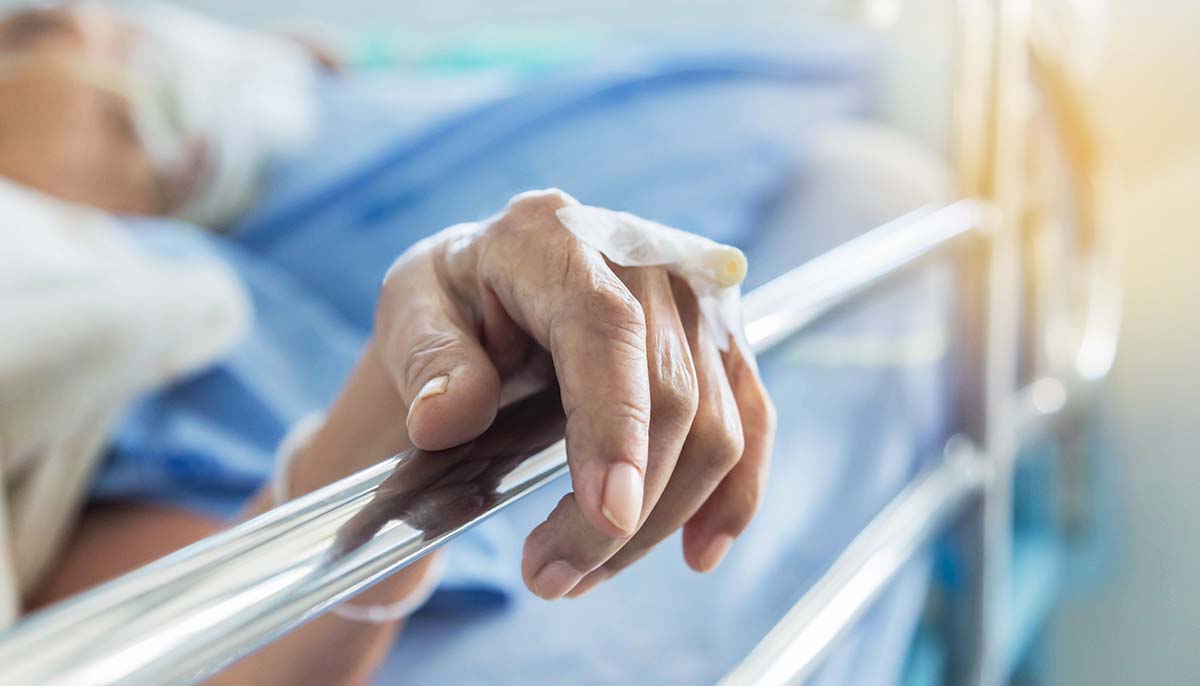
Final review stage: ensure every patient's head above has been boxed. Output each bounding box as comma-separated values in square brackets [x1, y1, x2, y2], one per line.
[0, 4, 175, 214]
[0, 2, 322, 225]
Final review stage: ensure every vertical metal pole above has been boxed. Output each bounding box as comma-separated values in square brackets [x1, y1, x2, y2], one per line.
[950, 1, 1031, 684]
[947, 3, 999, 684]
[981, 2, 1032, 685]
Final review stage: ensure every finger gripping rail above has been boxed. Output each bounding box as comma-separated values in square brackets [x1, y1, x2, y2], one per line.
[0, 203, 981, 686]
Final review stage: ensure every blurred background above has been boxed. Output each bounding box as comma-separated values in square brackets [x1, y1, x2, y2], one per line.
[0, 0, 1194, 684]
[1046, 3, 1200, 684]
[141, 3, 1198, 681]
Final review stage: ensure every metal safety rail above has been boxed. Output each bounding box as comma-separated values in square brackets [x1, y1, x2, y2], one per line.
[0, 0, 1119, 684]
[723, 438, 989, 686]
[727, 0, 1120, 683]
[0, 202, 982, 686]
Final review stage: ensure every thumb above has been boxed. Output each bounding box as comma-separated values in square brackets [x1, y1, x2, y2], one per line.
[377, 265, 501, 452]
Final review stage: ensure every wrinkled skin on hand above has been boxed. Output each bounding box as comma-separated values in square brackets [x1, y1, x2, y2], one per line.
[375, 191, 776, 600]
[328, 387, 567, 559]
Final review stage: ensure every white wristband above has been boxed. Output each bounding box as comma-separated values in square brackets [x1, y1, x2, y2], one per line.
[272, 414, 441, 623]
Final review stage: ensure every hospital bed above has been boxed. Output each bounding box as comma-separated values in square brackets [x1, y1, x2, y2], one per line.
[0, 0, 1117, 684]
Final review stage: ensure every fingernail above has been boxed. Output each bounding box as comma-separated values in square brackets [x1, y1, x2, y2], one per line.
[697, 534, 735, 572]
[601, 462, 643, 535]
[413, 375, 449, 406]
[532, 560, 583, 600]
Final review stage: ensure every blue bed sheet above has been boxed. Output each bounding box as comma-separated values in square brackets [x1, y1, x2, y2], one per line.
[93, 34, 955, 685]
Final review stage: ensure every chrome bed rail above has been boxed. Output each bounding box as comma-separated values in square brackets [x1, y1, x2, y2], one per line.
[0, 203, 983, 686]
[723, 438, 989, 686]
[0, 0, 1120, 683]
[721, 381, 1076, 686]
[728, 0, 1119, 683]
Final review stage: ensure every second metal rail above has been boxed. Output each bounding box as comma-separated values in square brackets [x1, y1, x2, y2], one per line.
[722, 438, 988, 686]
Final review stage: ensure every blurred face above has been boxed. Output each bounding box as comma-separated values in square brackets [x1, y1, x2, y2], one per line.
[0, 4, 166, 214]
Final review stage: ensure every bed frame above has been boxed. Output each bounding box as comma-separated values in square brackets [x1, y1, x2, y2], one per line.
[0, 1, 1118, 684]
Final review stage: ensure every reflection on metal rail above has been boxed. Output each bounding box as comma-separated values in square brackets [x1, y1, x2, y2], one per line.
[0, 202, 981, 686]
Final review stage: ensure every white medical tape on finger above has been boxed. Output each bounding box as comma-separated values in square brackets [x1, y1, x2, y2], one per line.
[272, 414, 441, 624]
[538, 189, 752, 356]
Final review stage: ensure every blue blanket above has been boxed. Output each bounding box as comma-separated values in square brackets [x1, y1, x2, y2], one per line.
[94, 36, 954, 684]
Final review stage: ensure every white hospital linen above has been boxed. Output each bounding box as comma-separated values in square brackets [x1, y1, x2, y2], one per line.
[0, 179, 248, 624]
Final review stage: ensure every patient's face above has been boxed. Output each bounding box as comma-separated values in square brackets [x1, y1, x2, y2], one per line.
[0, 4, 166, 214]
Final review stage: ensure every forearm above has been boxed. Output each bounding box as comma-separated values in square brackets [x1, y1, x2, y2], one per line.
[212, 340, 435, 686]
[294, 338, 413, 486]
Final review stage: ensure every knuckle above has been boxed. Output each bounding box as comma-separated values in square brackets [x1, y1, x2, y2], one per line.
[652, 353, 699, 427]
[377, 238, 460, 332]
[585, 284, 646, 337]
[566, 397, 652, 467]
[689, 412, 745, 474]
[556, 280, 647, 356]
[381, 233, 442, 288]
[491, 193, 571, 241]
[507, 191, 570, 218]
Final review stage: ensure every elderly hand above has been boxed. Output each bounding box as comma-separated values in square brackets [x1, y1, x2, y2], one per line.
[374, 190, 776, 599]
